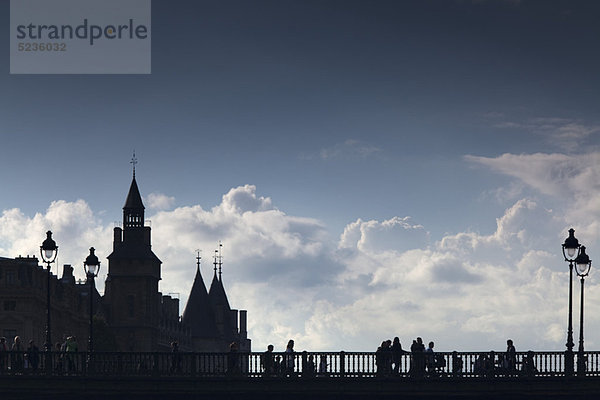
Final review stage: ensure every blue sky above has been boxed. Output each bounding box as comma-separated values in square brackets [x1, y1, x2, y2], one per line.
[1, 0, 599, 352]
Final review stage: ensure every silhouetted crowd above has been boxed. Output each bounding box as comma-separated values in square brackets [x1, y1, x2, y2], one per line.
[2, 334, 542, 378]
[373, 337, 539, 378]
[259, 339, 329, 378]
[0, 335, 80, 375]
[256, 337, 539, 378]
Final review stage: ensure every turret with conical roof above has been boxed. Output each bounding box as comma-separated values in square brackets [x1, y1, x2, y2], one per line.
[182, 252, 219, 340]
[207, 244, 239, 347]
[208, 248, 231, 311]
[123, 176, 145, 229]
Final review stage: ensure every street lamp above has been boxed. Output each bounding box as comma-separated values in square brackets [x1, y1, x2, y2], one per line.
[40, 230, 58, 374]
[562, 228, 580, 376]
[84, 247, 100, 353]
[575, 246, 591, 377]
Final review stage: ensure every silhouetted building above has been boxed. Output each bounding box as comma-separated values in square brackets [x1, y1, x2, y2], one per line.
[0, 256, 94, 349]
[181, 252, 250, 352]
[0, 169, 250, 353]
[103, 173, 164, 351]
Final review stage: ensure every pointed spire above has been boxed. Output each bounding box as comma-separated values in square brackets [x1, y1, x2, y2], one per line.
[124, 177, 145, 210]
[182, 252, 219, 338]
[123, 154, 145, 229]
[209, 241, 230, 310]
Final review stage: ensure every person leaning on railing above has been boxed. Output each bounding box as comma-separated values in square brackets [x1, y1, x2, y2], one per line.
[170, 341, 181, 374]
[64, 336, 78, 374]
[521, 351, 538, 377]
[391, 337, 408, 376]
[301, 352, 315, 378]
[284, 340, 295, 377]
[318, 355, 328, 377]
[474, 353, 491, 377]
[227, 341, 241, 376]
[505, 339, 516, 375]
[11, 336, 24, 373]
[261, 344, 275, 377]
[26, 340, 40, 373]
[409, 338, 426, 378]
[451, 351, 463, 377]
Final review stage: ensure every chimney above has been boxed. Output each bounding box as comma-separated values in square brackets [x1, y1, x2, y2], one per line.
[144, 226, 152, 247]
[239, 310, 247, 338]
[231, 309, 238, 335]
[61, 264, 75, 284]
[113, 227, 122, 250]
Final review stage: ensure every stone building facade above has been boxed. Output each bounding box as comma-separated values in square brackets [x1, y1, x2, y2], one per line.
[0, 256, 90, 350]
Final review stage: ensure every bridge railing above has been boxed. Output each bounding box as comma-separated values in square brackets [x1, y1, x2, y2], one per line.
[0, 350, 598, 378]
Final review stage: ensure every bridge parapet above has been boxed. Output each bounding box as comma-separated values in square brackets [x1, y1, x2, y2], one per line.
[1, 350, 599, 378]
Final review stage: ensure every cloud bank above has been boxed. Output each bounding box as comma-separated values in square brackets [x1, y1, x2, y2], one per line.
[1, 152, 598, 353]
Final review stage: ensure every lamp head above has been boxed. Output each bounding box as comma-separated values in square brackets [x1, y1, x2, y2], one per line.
[40, 230, 58, 263]
[84, 247, 100, 278]
[575, 246, 592, 277]
[562, 228, 580, 261]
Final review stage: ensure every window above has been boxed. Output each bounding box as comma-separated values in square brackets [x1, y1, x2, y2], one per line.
[3, 301, 16, 311]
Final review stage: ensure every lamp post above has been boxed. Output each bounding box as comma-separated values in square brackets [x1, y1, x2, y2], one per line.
[562, 228, 580, 376]
[575, 246, 591, 377]
[84, 247, 100, 354]
[40, 230, 58, 374]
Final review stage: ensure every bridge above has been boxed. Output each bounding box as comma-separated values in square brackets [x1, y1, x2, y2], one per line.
[1, 350, 599, 399]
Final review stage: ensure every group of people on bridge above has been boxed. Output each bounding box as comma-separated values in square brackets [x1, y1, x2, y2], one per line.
[259, 340, 328, 378]
[375, 337, 538, 378]
[3, 334, 544, 378]
[0, 335, 79, 374]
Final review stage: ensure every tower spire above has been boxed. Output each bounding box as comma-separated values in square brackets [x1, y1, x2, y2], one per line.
[130, 151, 138, 178]
[123, 152, 145, 229]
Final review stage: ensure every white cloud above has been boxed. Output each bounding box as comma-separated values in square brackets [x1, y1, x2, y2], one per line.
[0, 200, 112, 285]
[146, 192, 175, 210]
[339, 216, 428, 254]
[150, 185, 332, 293]
[219, 184, 274, 213]
[465, 152, 600, 243]
[1, 158, 598, 353]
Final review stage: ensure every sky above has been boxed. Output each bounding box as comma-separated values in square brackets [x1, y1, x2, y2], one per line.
[1, 0, 599, 352]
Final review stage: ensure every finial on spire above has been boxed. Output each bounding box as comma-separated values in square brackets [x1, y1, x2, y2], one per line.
[130, 151, 138, 178]
[213, 249, 218, 277]
[195, 249, 202, 273]
[218, 241, 223, 281]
